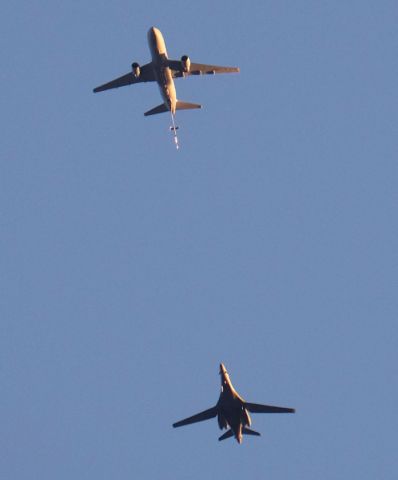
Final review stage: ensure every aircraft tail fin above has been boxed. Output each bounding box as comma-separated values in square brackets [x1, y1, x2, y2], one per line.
[176, 101, 202, 111]
[218, 427, 260, 441]
[218, 429, 234, 441]
[243, 427, 261, 436]
[144, 101, 201, 116]
[144, 103, 169, 116]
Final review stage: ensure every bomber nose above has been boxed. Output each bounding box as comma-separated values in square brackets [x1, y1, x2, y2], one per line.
[148, 26, 159, 37]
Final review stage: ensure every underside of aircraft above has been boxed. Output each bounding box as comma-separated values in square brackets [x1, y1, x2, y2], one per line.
[173, 364, 295, 443]
[93, 27, 239, 148]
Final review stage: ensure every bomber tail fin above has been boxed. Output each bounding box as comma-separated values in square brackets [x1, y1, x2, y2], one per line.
[218, 429, 234, 441]
[218, 427, 260, 441]
[243, 427, 261, 437]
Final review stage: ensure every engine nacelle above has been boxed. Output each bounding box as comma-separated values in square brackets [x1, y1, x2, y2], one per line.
[181, 55, 191, 73]
[132, 62, 140, 78]
[242, 407, 252, 427]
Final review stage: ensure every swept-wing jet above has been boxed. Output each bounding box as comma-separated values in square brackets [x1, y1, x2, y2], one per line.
[173, 363, 295, 444]
[93, 27, 239, 148]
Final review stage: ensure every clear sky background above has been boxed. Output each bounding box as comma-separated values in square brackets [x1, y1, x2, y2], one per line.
[1, 1, 397, 479]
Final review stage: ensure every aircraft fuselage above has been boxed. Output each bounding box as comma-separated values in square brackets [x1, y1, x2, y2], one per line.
[216, 364, 252, 443]
[147, 27, 177, 114]
[172, 363, 294, 443]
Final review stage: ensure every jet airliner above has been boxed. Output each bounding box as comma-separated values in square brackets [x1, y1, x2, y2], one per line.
[93, 27, 239, 147]
[173, 363, 295, 444]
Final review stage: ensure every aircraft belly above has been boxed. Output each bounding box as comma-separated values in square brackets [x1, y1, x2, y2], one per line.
[217, 413, 228, 430]
[158, 83, 168, 106]
[156, 69, 176, 112]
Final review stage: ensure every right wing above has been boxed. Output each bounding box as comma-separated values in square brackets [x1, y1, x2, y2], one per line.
[173, 406, 218, 428]
[245, 402, 295, 414]
[93, 62, 155, 93]
[187, 62, 240, 75]
[168, 59, 239, 78]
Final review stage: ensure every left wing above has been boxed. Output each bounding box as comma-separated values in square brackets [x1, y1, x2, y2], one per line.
[245, 402, 295, 414]
[93, 62, 155, 93]
[173, 406, 218, 428]
[168, 59, 239, 78]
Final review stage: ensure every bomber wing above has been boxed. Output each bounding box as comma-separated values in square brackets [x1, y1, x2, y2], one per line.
[173, 406, 218, 428]
[93, 62, 155, 93]
[245, 402, 295, 414]
[168, 59, 239, 78]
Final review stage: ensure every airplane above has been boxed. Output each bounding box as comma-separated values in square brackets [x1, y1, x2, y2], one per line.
[93, 26, 239, 148]
[173, 363, 295, 444]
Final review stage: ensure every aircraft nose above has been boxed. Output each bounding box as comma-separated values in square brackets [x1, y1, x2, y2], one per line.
[147, 26, 156, 42]
[219, 363, 227, 374]
[148, 26, 160, 38]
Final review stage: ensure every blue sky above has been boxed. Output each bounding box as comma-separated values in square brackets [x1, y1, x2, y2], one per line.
[1, 1, 397, 479]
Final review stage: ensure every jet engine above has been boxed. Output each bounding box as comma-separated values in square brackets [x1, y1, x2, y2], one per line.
[132, 62, 141, 78]
[242, 407, 252, 427]
[181, 55, 191, 73]
[217, 413, 228, 430]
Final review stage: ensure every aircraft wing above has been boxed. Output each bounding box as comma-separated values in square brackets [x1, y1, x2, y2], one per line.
[93, 62, 155, 93]
[173, 406, 218, 428]
[168, 59, 239, 78]
[245, 402, 295, 414]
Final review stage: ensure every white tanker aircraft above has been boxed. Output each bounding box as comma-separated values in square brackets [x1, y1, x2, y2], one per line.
[93, 27, 239, 148]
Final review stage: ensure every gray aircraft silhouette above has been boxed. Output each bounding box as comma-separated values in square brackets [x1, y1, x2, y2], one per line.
[173, 363, 295, 444]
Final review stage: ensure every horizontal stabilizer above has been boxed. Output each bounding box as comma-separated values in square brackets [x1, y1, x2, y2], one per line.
[176, 101, 202, 111]
[173, 406, 218, 428]
[243, 427, 261, 436]
[245, 402, 295, 414]
[218, 429, 234, 441]
[144, 103, 169, 116]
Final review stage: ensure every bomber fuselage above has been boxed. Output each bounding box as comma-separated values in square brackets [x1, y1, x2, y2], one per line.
[216, 364, 252, 443]
[172, 363, 294, 443]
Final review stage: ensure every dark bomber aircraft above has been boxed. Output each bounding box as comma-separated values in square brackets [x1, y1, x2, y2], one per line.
[173, 363, 295, 444]
[93, 27, 239, 147]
